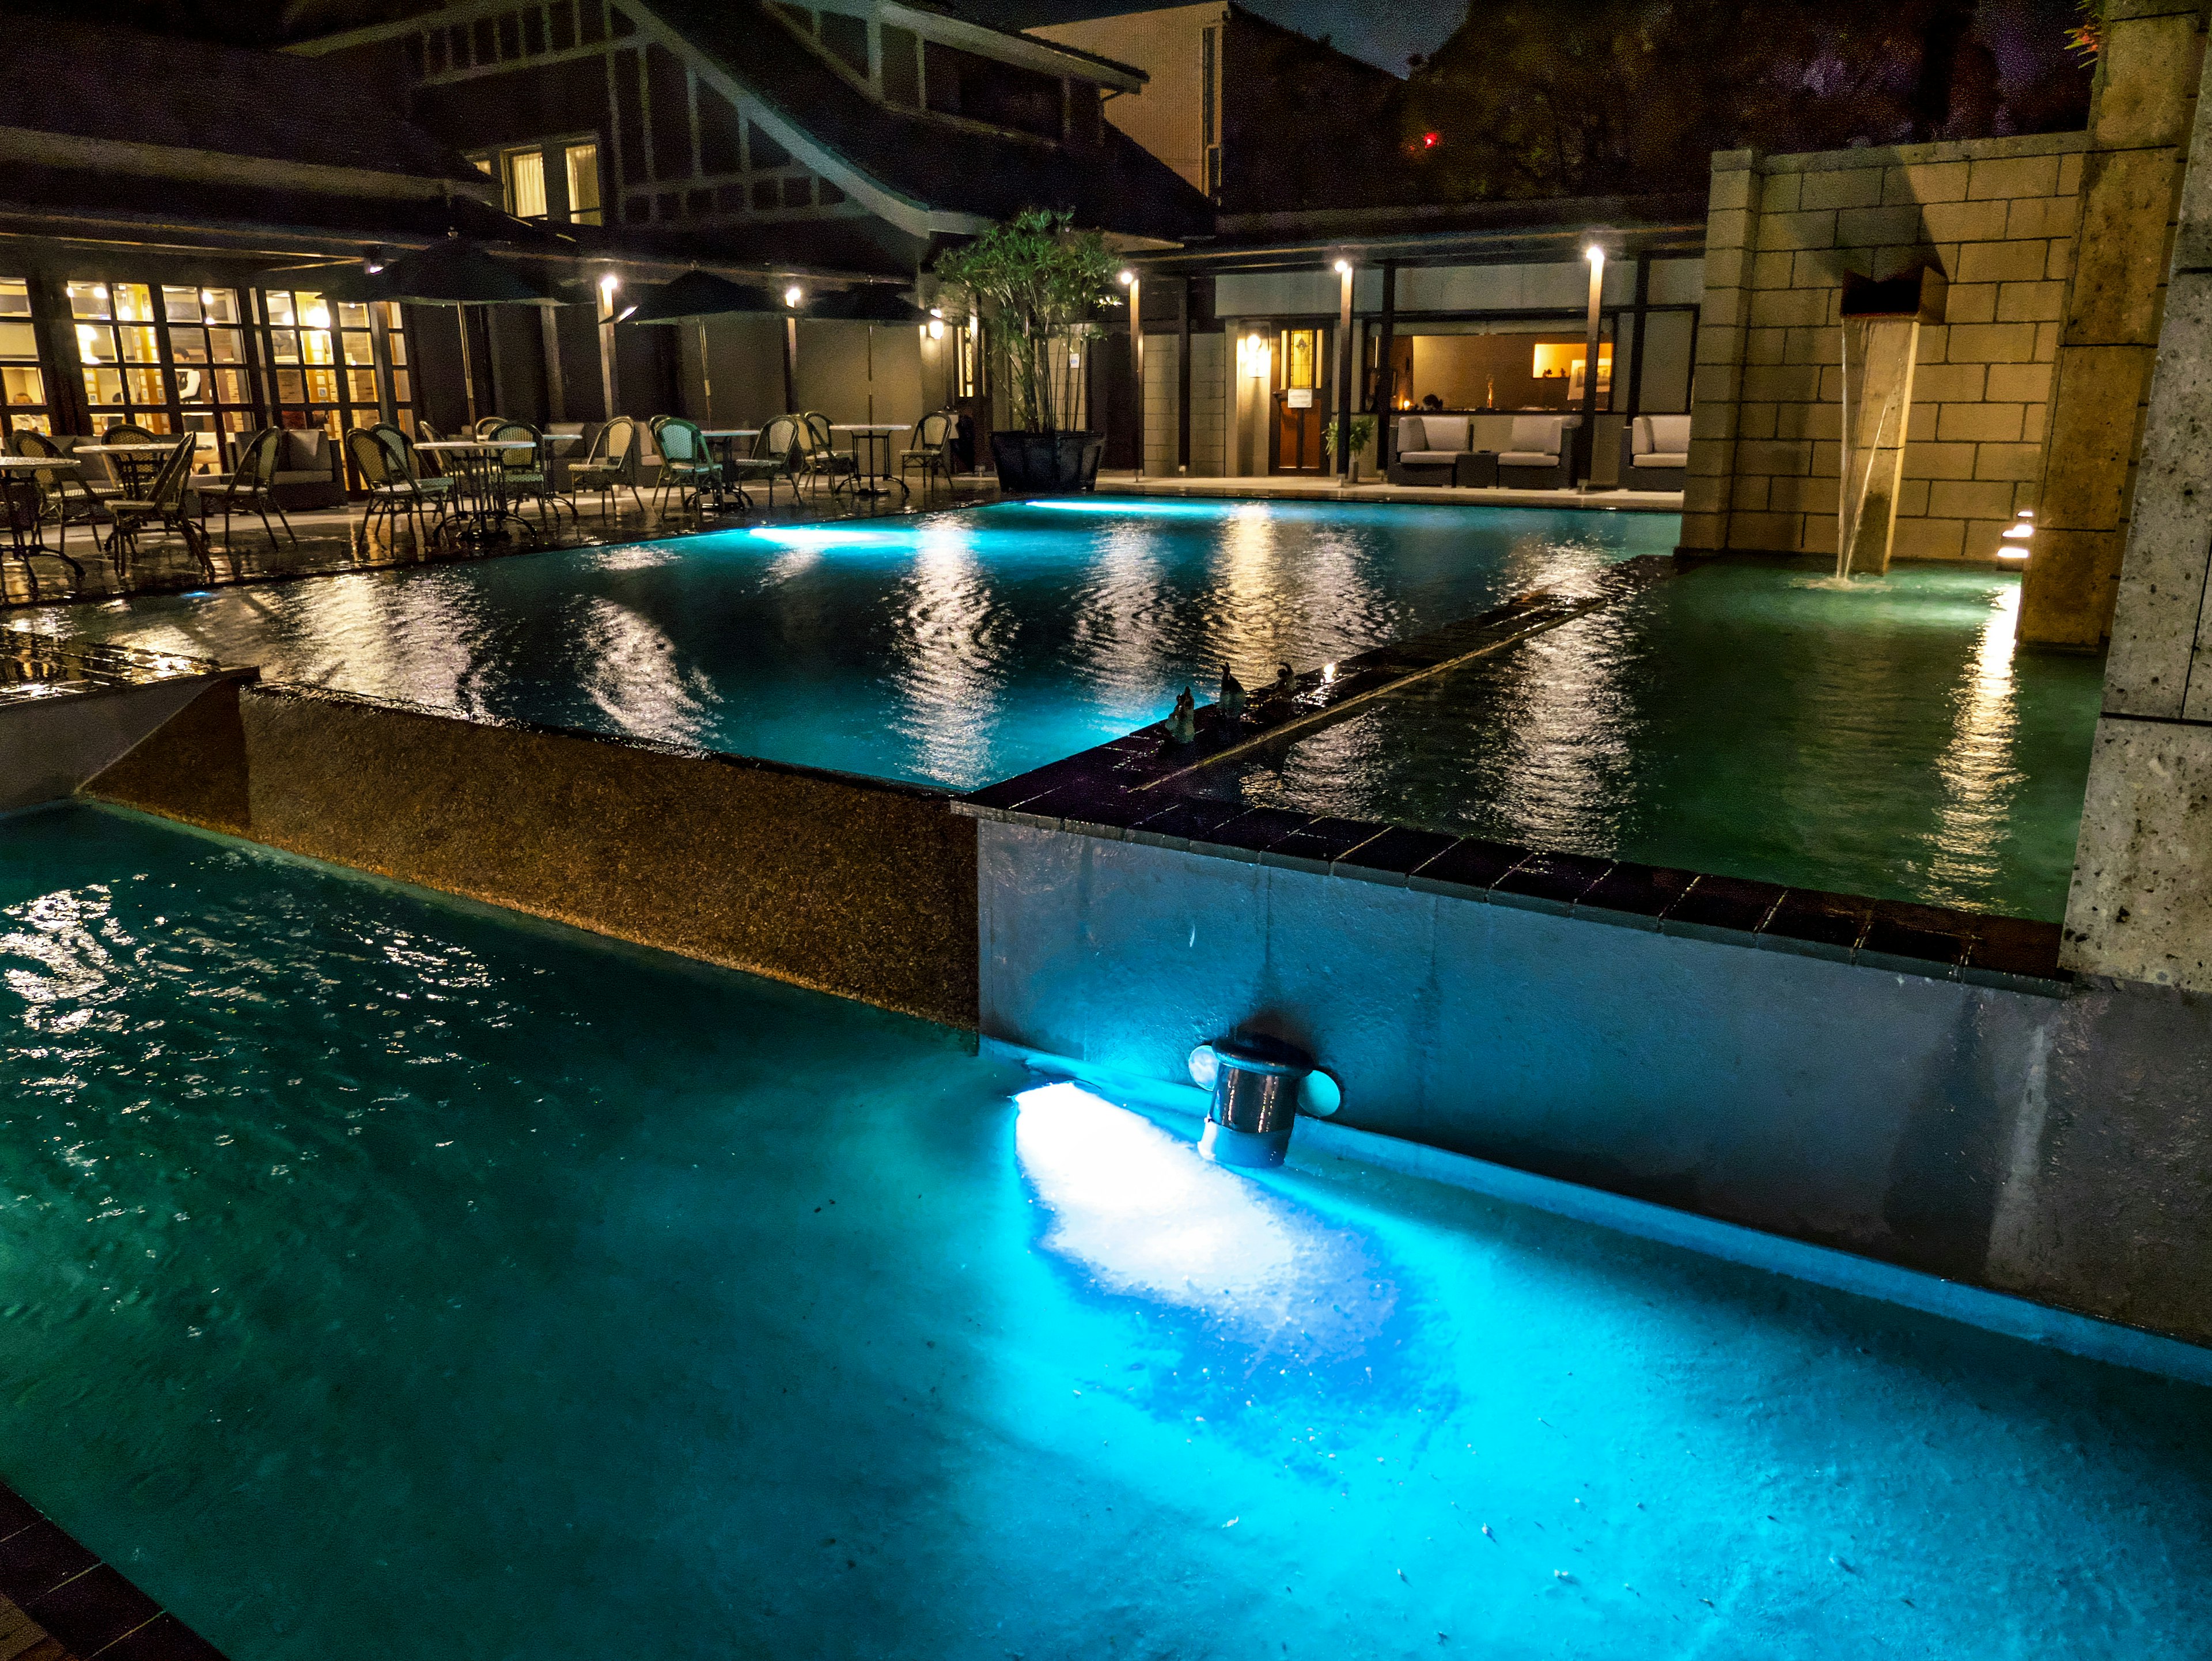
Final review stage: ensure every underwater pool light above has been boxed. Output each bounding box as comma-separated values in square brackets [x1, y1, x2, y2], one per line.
[1190, 1034, 1330, 1168]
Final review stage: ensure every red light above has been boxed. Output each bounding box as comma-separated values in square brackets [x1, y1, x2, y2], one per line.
[1422, 131, 1440, 148]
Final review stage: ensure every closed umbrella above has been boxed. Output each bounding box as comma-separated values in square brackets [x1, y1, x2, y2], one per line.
[616, 270, 785, 426]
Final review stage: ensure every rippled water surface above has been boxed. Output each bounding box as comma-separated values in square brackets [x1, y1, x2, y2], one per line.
[1192, 564, 2104, 919]
[3, 805, 2209, 1660]
[22, 500, 1674, 788]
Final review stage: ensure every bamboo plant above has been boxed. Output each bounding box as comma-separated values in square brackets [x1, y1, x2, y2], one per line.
[931, 207, 1122, 434]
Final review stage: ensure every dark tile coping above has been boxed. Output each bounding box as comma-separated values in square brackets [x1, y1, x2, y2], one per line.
[0, 1482, 228, 1659]
[0, 628, 252, 706]
[950, 557, 2067, 994]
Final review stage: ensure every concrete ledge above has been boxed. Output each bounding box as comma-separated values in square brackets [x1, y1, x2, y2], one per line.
[82, 683, 979, 1028]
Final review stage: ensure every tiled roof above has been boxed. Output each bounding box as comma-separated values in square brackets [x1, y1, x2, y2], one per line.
[0, 21, 483, 184]
[645, 0, 1214, 239]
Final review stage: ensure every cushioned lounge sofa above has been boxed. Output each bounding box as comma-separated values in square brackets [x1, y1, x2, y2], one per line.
[1618, 413, 1691, 491]
[1387, 412, 1582, 489]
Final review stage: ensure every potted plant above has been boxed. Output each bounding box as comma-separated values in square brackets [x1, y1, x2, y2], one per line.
[931, 207, 1119, 494]
[1323, 414, 1376, 483]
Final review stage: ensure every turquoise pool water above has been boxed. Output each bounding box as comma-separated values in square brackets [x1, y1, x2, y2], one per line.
[21, 499, 1673, 790]
[2, 804, 2208, 1658]
[1190, 563, 2105, 920]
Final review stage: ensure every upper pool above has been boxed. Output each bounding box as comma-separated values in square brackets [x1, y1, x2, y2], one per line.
[3, 804, 2209, 1659]
[1186, 562, 2105, 921]
[20, 498, 1675, 790]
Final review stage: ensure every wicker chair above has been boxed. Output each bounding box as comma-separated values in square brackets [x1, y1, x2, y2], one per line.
[725, 414, 803, 509]
[648, 415, 721, 519]
[797, 411, 857, 497]
[899, 410, 956, 494]
[486, 418, 571, 529]
[346, 426, 442, 546]
[111, 435, 215, 580]
[563, 415, 647, 523]
[370, 423, 454, 508]
[7, 431, 111, 567]
[195, 427, 299, 553]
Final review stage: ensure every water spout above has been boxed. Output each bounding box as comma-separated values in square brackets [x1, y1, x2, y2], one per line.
[1836, 267, 1945, 581]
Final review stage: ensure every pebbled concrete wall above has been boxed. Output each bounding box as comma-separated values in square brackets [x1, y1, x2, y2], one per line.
[977, 819, 2212, 1347]
[82, 682, 979, 1028]
[0, 674, 245, 814]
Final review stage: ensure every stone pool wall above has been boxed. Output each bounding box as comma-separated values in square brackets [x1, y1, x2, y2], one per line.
[972, 818, 2212, 1350]
[81, 681, 980, 1028]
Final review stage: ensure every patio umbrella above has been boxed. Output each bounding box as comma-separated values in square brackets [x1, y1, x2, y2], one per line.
[808, 288, 926, 422]
[617, 270, 785, 426]
[259, 240, 567, 425]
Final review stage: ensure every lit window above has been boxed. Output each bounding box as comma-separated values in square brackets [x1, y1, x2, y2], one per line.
[0, 277, 48, 437]
[507, 149, 548, 219]
[566, 142, 602, 225]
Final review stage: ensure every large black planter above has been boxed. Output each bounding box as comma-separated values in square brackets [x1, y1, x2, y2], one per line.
[989, 430, 1106, 495]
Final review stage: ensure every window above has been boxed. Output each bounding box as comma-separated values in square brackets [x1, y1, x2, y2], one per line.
[0, 278, 48, 437]
[507, 149, 548, 218]
[255, 290, 409, 452]
[66, 281, 262, 468]
[566, 142, 602, 224]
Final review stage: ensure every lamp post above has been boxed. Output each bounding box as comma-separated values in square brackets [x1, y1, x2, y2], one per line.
[596, 271, 620, 419]
[782, 283, 802, 411]
[1580, 241, 1605, 488]
[1334, 257, 1354, 482]
[1120, 268, 1141, 480]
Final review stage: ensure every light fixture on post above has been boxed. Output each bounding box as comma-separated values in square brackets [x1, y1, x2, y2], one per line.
[595, 271, 622, 418]
[1332, 258, 1355, 483]
[1122, 269, 1143, 481]
[779, 283, 802, 411]
[1577, 239, 1607, 489]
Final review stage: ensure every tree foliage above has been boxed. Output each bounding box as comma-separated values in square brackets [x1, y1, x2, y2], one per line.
[931, 207, 1122, 434]
[1393, 0, 2089, 202]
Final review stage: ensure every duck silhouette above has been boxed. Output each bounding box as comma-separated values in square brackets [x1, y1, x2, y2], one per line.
[1165, 686, 1198, 743]
[1217, 665, 1247, 718]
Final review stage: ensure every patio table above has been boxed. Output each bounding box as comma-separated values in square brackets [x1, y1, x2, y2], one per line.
[830, 423, 911, 500]
[74, 441, 178, 499]
[0, 454, 86, 594]
[699, 429, 760, 513]
[414, 439, 540, 544]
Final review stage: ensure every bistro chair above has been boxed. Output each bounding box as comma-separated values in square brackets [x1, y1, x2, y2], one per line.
[725, 414, 803, 509]
[195, 426, 299, 553]
[563, 414, 647, 523]
[346, 426, 442, 547]
[412, 419, 450, 476]
[8, 430, 112, 566]
[473, 415, 509, 439]
[647, 415, 721, 520]
[370, 422, 452, 503]
[899, 410, 955, 495]
[797, 411, 856, 497]
[109, 434, 216, 581]
[486, 418, 571, 530]
[101, 421, 157, 444]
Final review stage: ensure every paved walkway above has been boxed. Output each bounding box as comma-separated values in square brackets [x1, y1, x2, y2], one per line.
[1, 475, 1002, 611]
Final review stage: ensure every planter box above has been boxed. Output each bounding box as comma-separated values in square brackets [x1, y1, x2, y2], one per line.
[990, 430, 1104, 495]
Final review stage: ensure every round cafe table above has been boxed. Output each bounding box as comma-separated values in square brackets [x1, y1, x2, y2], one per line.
[413, 439, 540, 544]
[698, 428, 760, 513]
[830, 423, 911, 499]
[0, 454, 87, 595]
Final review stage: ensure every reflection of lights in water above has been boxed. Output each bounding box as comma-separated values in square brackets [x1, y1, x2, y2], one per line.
[888, 519, 1001, 781]
[747, 526, 898, 550]
[1013, 1083, 1393, 1364]
[572, 596, 712, 746]
[1926, 582, 2022, 896]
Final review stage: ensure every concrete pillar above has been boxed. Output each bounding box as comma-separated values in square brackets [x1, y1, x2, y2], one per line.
[2066, 21, 2212, 986]
[1679, 149, 1762, 552]
[2020, 0, 2209, 648]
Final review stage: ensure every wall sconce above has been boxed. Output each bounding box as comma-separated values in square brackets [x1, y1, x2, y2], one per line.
[1237, 333, 1270, 377]
[928, 318, 945, 339]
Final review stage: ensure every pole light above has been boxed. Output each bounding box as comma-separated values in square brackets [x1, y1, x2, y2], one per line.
[1578, 241, 1606, 489]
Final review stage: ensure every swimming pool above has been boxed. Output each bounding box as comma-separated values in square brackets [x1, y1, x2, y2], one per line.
[22, 498, 1675, 790]
[1185, 563, 2104, 920]
[3, 803, 2207, 1659]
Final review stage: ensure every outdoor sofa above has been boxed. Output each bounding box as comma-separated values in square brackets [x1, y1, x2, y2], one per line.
[1618, 414, 1691, 491]
[1387, 412, 1581, 490]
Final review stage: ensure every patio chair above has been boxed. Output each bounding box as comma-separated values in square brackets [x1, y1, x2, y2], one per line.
[7, 430, 111, 566]
[797, 411, 857, 497]
[647, 415, 721, 519]
[487, 418, 573, 530]
[724, 415, 802, 509]
[195, 426, 300, 553]
[110, 434, 216, 581]
[101, 421, 157, 445]
[346, 426, 444, 547]
[563, 414, 647, 523]
[473, 415, 510, 439]
[899, 410, 955, 494]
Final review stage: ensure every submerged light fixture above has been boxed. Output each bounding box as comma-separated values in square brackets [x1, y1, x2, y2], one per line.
[1998, 509, 2033, 562]
[1187, 1034, 1338, 1168]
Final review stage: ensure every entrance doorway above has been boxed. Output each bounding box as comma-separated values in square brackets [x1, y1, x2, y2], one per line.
[1272, 325, 1327, 473]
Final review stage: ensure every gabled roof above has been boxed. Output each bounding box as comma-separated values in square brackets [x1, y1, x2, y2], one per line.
[0, 20, 488, 194]
[632, 0, 1213, 241]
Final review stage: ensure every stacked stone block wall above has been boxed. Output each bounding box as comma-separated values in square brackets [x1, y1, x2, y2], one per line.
[1684, 134, 2091, 564]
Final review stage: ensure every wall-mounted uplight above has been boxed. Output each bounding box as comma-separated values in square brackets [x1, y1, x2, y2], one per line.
[927, 318, 945, 339]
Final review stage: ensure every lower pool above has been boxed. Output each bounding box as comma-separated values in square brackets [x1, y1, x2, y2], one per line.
[1, 803, 2206, 1658]
[20, 498, 1673, 790]
[1188, 562, 2105, 920]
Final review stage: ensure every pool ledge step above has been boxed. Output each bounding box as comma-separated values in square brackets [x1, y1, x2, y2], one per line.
[0, 1483, 227, 1660]
[986, 1040, 2212, 1389]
